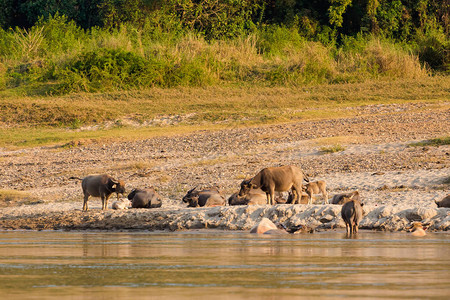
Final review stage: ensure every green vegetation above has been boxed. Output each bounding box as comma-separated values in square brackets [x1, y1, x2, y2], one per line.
[319, 144, 346, 154]
[0, 1, 448, 96]
[408, 136, 450, 147]
[0, 1, 448, 148]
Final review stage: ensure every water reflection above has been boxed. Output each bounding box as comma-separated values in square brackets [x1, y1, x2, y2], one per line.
[0, 230, 449, 299]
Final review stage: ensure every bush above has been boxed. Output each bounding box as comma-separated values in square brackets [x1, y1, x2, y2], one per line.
[414, 29, 450, 73]
[57, 48, 157, 92]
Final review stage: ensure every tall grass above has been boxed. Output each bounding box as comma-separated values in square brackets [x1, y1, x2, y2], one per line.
[0, 16, 432, 95]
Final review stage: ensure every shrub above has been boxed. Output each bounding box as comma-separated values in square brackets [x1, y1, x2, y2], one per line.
[414, 29, 450, 73]
[57, 48, 159, 92]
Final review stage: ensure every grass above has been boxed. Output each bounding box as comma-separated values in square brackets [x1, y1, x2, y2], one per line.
[0, 77, 449, 149]
[319, 144, 346, 154]
[0, 189, 38, 207]
[408, 136, 450, 147]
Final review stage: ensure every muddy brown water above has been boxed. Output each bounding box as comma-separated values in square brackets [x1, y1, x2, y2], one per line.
[0, 230, 449, 299]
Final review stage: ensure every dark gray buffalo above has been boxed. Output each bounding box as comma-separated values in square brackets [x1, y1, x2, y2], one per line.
[239, 165, 308, 205]
[183, 186, 225, 207]
[70, 174, 126, 211]
[128, 188, 162, 208]
[435, 195, 450, 208]
[341, 199, 364, 235]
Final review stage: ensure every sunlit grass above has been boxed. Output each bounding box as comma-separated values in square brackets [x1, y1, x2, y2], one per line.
[408, 136, 450, 147]
[0, 77, 449, 149]
[319, 144, 346, 154]
[0, 189, 38, 207]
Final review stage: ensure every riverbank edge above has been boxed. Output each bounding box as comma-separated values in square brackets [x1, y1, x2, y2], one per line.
[1, 204, 448, 232]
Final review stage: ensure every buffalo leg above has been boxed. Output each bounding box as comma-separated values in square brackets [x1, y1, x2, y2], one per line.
[104, 195, 111, 210]
[83, 194, 89, 211]
[292, 185, 301, 204]
[269, 187, 276, 205]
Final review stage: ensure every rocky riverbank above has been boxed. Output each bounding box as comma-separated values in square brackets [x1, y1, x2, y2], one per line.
[0, 202, 449, 232]
[0, 102, 449, 231]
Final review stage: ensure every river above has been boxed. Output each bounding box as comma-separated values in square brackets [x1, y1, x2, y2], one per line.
[0, 230, 449, 299]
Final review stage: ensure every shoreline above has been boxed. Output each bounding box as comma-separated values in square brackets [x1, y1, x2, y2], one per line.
[1, 202, 448, 232]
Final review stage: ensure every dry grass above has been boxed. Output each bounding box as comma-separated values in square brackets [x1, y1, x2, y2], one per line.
[0, 189, 38, 207]
[307, 136, 367, 146]
[188, 156, 238, 167]
[0, 77, 448, 149]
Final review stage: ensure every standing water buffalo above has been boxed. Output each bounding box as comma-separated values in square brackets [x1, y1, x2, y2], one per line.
[70, 174, 126, 211]
[183, 186, 226, 207]
[228, 188, 267, 205]
[128, 188, 162, 208]
[303, 180, 328, 204]
[239, 165, 308, 205]
[341, 198, 364, 235]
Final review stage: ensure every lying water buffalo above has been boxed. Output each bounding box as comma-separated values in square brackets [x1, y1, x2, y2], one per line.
[435, 195, 450, 208]
[183, 186, 225, 207]
[239, 165, 308, 205]
[70, 174, 126, 211]
[341, 199, 364, 235]
[331, 190, 360, 205]
[304, 180, 328, 204]
[228, 188, 266, 205]
[406, 222, 429, 237]
[127, 188, 162, 208]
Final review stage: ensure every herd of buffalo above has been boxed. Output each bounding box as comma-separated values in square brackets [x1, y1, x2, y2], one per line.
[71, 165, 450, 235]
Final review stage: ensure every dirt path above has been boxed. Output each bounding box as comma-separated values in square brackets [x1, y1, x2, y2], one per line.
[0, 102, 449, 231]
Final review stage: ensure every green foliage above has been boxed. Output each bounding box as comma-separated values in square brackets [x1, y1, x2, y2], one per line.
[58, 48, 158, 92]
[408, 136, 450, 147]
[328, 0, 352, 28]
[319, 144, 346, 154]
[414, 29, 450, 73]
[165, 0, 262, 40]
[256, 25, 305, 56]
[0, 7, 445, 95]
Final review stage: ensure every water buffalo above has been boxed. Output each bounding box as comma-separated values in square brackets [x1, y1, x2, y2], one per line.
[71, 174, 126, 211]
[286, 191, 310, 204]
[341, 199, 364, 235]
[406, 222, 429, 237]
[228, 188, 266, 205]
[331, 191, 360, 205]
[304, 180, 328, 204]
[127, 188, 162, 208]
[183, 186, 225, 207]
[239, 165, 308, 205]
[435, 195, 450, 208]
